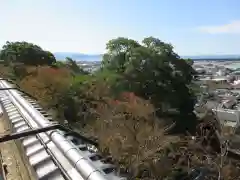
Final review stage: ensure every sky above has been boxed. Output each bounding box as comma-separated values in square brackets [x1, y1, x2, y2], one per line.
[1, 0, 240, 56]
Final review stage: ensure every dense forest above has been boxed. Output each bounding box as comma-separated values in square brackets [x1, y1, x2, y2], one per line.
[0, 38, 235, 179]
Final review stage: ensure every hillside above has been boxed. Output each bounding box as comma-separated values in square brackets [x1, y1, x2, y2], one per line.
[0, 39, 238, 179]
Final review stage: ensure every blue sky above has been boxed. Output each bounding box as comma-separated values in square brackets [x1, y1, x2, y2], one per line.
[1, 0, 240, 55]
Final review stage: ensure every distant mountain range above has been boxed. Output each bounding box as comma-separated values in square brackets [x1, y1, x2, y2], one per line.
[1, 50, 240, 61]
[182, 55, 240, 60]
[54, 52, 240, 61]
[54, 52, 103, 61]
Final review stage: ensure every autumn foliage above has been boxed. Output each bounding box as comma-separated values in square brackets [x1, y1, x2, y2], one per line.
[19, 66, 71, 108]
[0, 38, 201, 179]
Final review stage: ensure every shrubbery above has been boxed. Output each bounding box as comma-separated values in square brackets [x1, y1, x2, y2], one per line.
[0, 41, 56, 65]
[0, 37, 199, 179]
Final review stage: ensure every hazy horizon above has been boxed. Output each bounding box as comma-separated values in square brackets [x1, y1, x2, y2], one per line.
[53, 52, 240, 62]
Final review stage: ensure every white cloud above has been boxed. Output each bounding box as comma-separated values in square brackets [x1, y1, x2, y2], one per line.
[198, 20, 240, 34]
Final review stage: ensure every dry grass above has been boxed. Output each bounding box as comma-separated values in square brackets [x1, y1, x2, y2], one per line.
[18, 66, 71, 107]
[0, 64, 13, 79]
[81, 92, 180, 178]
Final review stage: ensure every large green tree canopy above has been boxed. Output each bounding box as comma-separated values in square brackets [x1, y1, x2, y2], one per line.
[0, 41, 56, 65]
[102, 36, 197, 132]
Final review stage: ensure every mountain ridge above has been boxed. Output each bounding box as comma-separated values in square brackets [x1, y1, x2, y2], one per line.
[182, 55, 240, 59]
[54, 52, 103, 61]
[54, 52, 240, 61]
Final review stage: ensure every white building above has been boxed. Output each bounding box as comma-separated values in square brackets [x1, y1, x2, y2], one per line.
[230, 71, 240, 81]
[213, 103, 239, 128]
[213, 99, 240, 128]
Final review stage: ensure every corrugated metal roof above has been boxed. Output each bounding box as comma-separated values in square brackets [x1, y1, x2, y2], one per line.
[0, 79, 126, 180]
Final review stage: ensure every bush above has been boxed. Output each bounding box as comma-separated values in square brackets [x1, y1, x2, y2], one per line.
[19, 66, 72, 110]
[81, 91, 180, 179]
[60, 74, 112, 124]
[0, 38, 199, 179]
[0, 41, 56, 66]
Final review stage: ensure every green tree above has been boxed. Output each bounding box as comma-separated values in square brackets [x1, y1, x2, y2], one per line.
[51, 61, 66, 68]
[102, 37, 141, 73]
[101, 37, 197, 133]
[65, 57, 89, 74]
[185, 58, 194, 66]
[0, 41, 56, 65]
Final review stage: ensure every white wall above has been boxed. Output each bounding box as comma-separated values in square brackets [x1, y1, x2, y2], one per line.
[214, 109, 240, 127]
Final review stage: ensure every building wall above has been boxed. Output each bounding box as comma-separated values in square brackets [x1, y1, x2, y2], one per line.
[206, 81, 231, 91]
[214, 109, 240, 127]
